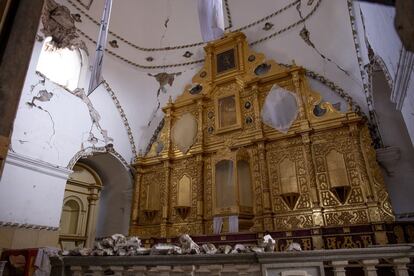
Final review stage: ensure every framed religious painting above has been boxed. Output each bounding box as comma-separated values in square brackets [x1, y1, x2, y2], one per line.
[215, 86, 242, 133]
[214, 47, 239, 77]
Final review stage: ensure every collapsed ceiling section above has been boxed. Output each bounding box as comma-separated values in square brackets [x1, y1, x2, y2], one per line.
[22, 0, 371, 165]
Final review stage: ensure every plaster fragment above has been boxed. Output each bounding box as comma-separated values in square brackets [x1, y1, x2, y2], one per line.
[148, 72, 182, 96]
[33, 89, 53, 103]
[72, 88, 114, 145]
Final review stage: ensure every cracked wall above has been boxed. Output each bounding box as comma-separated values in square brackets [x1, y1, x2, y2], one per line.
[0, 25, 135, 228]
[9, 33, 134, 168]
[3, 0, 412, 230]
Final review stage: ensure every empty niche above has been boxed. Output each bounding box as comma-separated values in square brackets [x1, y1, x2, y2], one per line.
[61, 199, 81, 235]
[215, 160, 236, 209]
[177, 175, 191, 207]
[237, 160, 253, 207]
[146, 182, 160, 210]
[279, 158, 300, 210]
[326, 150, 350, 204]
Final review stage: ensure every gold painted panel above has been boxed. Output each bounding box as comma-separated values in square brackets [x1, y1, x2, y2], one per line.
[131, 31, 394, 237]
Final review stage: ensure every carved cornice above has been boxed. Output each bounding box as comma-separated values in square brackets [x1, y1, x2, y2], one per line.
[391, 47, 414, 110]
[0, 221, 59, 231]
[5, 151, 72, 180]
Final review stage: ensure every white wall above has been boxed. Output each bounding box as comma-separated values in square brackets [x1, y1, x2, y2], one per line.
[0, 152, 71, 227]
[358, 2, 402, 79]
[373, 69, 414, 217]
[3, 0, 410, 230]
[82, 153, 133, 237]
[401, 70, 414, 146]
[356, 2, 414, 146]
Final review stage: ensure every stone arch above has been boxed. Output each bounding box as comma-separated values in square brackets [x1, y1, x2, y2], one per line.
[79, 152, 133, 238]
[369, 58, 414, 218]
[64, 147, 133, 239]
[67, 146, 130, 170]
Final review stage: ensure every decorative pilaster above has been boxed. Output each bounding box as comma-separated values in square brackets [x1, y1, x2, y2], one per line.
[251, 84, 264, 139]
[196, 154, 204, 233]
[86, 188, 100, 248]
[130, 168, 142, 226]
[161, 160, 171, 237]
[129, 167, 142, 229]
[301, 131, 323, 227]
[291, 67, 306, 119]
[331, 260, 348, 276]
[195, 99, 204, 151]
[392, 257, 410, 276]
[163, 97, 173, 156]
[361, 259, 379, 276]
[257, 142, 273, 230]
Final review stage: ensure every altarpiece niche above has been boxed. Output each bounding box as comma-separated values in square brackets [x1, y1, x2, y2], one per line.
[130, 32, 394, 239]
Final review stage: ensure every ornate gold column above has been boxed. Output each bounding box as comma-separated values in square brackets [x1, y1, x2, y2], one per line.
[160, 160, 171, 237]
[252, 84, 264, 139]
[291, 67, 306, 120]
[85, 187, 100, 248]
[250, 147, 264, 232]
[301, 131, 323, 228]
[129, 166, 142, 228]
[257, 142, 273, 231]
[196, 154, 204, 233]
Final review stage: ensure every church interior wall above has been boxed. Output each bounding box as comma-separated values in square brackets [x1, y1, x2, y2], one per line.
[372, 68, 414, 217]
[358, 2, 401, 80]
[357, 1, 414, 147]
[1, 0, 413, 251]
[401, 72, 414, 146]
[0, 152, 71, 249]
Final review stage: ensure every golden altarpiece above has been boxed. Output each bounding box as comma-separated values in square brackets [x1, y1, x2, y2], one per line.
[130, 32, 394, 240]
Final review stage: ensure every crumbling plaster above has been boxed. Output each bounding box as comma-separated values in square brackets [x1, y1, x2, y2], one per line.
[10, 32, 134, 168]
[11, 0, 380, 166]
[65, 0, 372, 153]
[355, 1, 414, 146]
[4, 0, 413, 230]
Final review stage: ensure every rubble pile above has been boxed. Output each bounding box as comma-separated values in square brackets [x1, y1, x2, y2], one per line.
[61, 233, 302, 256]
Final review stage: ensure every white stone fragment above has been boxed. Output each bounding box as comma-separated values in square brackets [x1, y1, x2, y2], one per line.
[202, 243, 218, 255]
[286, 242, 302, 251]
[262, 234, 276, 252]
[250, 246, 265, 253]
[219, 245, 233, 254]
[179, 234, 201, 254]
[231, 244, 247, 253]
[151, 244, 182, 255]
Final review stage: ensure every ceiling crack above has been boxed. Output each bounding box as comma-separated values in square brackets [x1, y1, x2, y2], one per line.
[296, 2, 350, 76]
